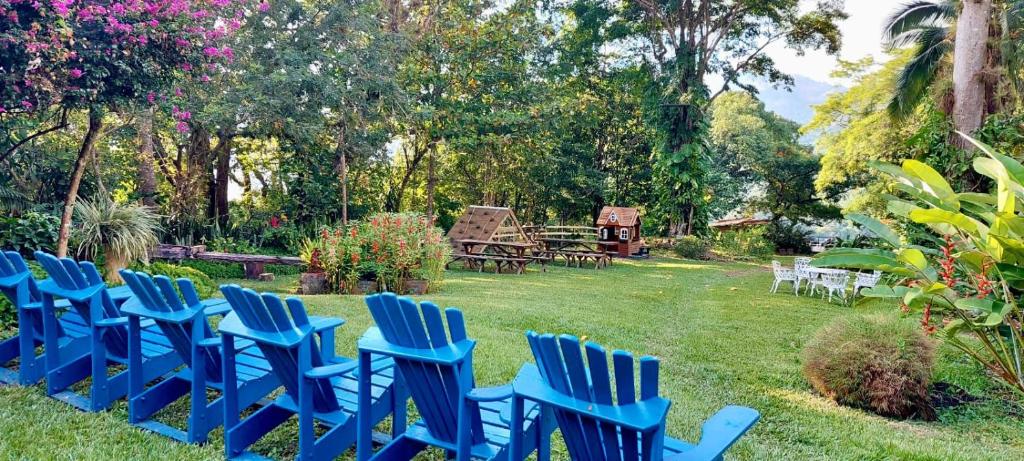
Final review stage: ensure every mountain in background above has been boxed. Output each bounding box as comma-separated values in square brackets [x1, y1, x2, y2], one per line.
[753, 75, 845, 126]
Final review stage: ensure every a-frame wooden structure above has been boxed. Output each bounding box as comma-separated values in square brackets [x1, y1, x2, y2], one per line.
[446, 206, 530, 255]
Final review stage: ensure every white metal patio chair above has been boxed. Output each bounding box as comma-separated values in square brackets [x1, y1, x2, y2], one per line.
[852, 270, 883, 298]
[794, 257, 813, 294]
[771, 261, 799, 294]
[820, 270, 850, 303]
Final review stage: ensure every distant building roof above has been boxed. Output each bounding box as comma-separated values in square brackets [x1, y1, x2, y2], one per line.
[596, 206, 640, 226]
[710, 217, 771, 228]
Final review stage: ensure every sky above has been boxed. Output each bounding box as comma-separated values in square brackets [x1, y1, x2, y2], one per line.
[767, 1, 891, 84]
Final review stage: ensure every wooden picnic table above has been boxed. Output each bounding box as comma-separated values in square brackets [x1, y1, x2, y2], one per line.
[449, 239, 544, 274]
[537, 238, 613, 268]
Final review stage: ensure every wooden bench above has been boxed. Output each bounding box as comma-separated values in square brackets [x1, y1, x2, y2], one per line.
[448, 254, 529, 274]
[554, 251, 610, 269]
[152, 245, 304, 279]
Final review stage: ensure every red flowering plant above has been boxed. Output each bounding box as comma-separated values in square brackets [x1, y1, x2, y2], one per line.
[813, 137, 1024, 396]
[301, 227, 362, 293]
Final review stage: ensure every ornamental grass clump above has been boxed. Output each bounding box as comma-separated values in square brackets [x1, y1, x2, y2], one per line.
[802, 315, 937, 420]
[74, 198, 161, 283]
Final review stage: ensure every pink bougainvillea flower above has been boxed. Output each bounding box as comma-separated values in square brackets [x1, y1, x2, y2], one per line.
[200, 74, 211, 82]
[258, 1, 269, 12]
[69, 68, 83, 78]
[176, 121, 189, 133]
[203, 46, 220, 57]
[174, 87, 183, 96]
[20, 100, 34, 110]
[146, 91, 156, 104]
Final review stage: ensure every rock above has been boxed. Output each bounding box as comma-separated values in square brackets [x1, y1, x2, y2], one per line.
[258, 272, 276, 282]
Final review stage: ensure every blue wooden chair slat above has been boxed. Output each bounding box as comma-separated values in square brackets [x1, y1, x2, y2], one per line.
[30, 251, 182, 412]
[359, 293, 551, 461]
[119, 269, 276, 444]
[587, 342, 623, 461]
[218, 284, 399, 460]
[514, 332, 760, 461]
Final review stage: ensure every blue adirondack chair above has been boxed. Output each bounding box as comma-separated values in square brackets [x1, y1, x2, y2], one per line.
[117, 269, 281, 444]
[0, 250, 131, 385]
[218, 285, 401, 460]
[358, 293, 553, 461]
[33, 251, 182, 411]
[511, 332, 760, 461]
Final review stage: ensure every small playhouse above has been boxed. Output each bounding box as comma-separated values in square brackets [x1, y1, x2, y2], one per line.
[596, 206, 645, 257]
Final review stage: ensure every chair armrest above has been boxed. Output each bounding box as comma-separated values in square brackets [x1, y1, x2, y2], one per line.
[466, 384, 513, 402]
[95, 316, 130, 328]
[201, 300, 232, 317]
[21, 299, 72, 311]
[309, 315, 345, 332]
[199, 337, 256, 351]
[666, 406, 760, 461]
[305, 360, 359, 379]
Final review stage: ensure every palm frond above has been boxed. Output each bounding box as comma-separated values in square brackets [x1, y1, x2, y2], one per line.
[887, 26, 952, 120]
[0, 184, 28, 212]
[883, 1, 954, 48]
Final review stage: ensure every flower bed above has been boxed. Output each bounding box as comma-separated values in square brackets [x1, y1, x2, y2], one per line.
[302, 212, 450, 294]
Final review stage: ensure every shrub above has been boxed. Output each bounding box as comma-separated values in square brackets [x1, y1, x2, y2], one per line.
[307, 212, 451, 294]
[802, 315, 936, 420]
[0, 212, 60, 254]
[673, 236, 711, 260]
[713, 227, 775, 259]
[131, 261, 218, 299]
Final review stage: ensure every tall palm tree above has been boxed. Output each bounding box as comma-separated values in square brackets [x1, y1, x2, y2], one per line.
[883, 1, 956, 120]
[884, 1, 1022, 138]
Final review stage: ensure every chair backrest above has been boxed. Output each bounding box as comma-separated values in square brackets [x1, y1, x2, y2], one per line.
[363, 293, 483, 446]
[855, 270, 882, 286]
[34, 251, 128, 357]
[219, 285, 339, 413]
[794, 257, 811, 274]
[0, 250, 56, 336]
[525, 332, 665, 461]
[822, 270, 849, 287]
[120, 269, 220, 381]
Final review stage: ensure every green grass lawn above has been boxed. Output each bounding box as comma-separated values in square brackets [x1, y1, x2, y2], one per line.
[2, 256, 1023, 460]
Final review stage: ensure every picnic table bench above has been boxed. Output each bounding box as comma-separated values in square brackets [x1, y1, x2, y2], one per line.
[537, 238, 613, 269]
[448, 239, 546, 274]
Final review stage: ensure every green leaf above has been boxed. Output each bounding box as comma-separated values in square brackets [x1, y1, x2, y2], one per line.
[902, 159, 958, 210]
[908, 208, 980, 235]
[897, 248, 927, 270]
[811, 253, 916, 276]
[846, 213, 901, 247]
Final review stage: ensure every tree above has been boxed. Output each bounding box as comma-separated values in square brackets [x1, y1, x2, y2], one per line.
[1, 0, 245, 256]
[884, 0, 1024, 144]
[709, 91, 839, 225]
[617, 0, 845, 234]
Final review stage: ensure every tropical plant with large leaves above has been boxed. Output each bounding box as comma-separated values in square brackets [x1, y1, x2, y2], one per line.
[813, 134, 1024, 395]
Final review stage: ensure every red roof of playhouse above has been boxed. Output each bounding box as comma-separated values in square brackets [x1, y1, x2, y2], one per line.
[596, 206, 640, 226]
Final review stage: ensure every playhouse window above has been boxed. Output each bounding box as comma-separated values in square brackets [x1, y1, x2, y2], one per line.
[620, 228, 629, 240]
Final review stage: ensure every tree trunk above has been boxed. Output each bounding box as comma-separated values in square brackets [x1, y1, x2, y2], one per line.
[56, 107, 104, 257]
[214, 133, 232, 229]
[426, 145, 436, 223]
[951, 0, 993, 147]
[334, 128, 349, 225]
[137, 107, 157, 206]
